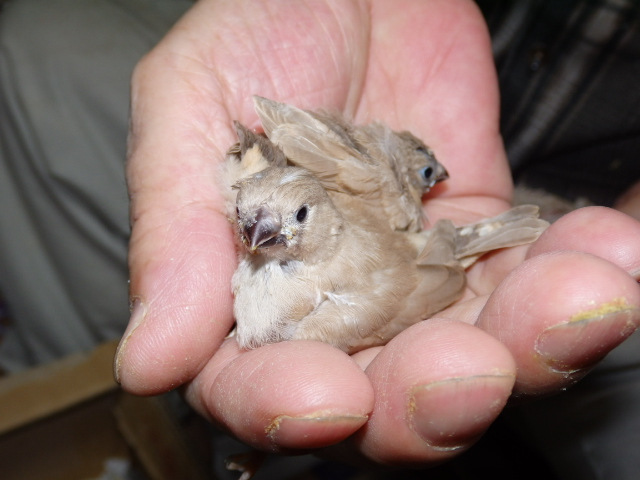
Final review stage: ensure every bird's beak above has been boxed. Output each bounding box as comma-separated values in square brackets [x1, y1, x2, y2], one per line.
[244, 207, 282, 251]
[433, 164, 449, 187]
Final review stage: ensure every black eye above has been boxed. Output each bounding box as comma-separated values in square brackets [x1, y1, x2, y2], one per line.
[296, 206, 308, 222]
[419, 166, 433, 181]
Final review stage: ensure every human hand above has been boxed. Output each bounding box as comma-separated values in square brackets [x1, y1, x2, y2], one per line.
[116, 0, 640, 467]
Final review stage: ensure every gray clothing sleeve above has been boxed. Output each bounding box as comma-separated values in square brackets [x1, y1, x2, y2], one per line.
[0, 0, 192, 370]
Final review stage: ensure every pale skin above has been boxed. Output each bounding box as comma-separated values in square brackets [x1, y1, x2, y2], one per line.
[117, 0, 640, 467]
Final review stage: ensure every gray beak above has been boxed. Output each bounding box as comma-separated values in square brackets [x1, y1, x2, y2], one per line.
[244, 207, 282, 251]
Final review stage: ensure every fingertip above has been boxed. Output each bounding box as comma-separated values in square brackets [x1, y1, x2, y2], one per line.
[479, 250, 640, 396]
[358, 319, 515, 465]
[407, 374, 514, 450]
[529, 206, 640, 276]
[118, 206, 237, 395]
[115, 286, 234, 396]
[203, 341, 374, 452]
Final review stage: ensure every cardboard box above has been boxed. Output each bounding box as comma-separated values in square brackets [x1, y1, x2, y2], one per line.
[0, 341, 211, 480]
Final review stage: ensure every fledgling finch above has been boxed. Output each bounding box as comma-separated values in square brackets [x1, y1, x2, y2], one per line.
[253, 95, 449, 233]
[219, 120, 286, 215]
[223, 125, 548, 354]
[251, 96, 546, 269]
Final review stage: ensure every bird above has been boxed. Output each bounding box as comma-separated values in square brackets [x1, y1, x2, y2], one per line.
[222, 124, 548, 354]
[252, 95, 449, 233]
[219, 120, 287, 216]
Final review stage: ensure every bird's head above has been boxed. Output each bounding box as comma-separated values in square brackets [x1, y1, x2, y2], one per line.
[234, 166, 343, 262]
[395, 130, 449, 194]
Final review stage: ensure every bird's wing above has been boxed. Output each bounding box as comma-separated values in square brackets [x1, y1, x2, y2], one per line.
[253, 96, 381, 197]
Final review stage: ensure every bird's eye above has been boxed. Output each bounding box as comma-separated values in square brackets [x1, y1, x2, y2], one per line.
[235, 206, 241, 218]
[296, 206, 308, 223]
[419, 166, 433, 182]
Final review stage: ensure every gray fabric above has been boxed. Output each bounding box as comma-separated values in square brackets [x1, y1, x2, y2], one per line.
[511, 329, 640, 480]
[480, 0, 640, 206]
[0, 0, 192, 370]
[478, 1, 640, 478]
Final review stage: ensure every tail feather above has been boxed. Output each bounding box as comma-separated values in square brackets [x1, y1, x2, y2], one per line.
[455, 205, 549, 267]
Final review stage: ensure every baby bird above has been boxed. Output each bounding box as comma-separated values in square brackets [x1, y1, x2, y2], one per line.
[253, 96, 448, 232]
[219, 121, 287, 214]
[231, 161, 464, 352]
[224, 125, 548, 353]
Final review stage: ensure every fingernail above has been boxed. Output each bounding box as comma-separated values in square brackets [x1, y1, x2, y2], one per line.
[536, 298, 640, 373]
[407, 375, 514, 451]
[114, 297, 146, 383]
[266, 413, 368, 449]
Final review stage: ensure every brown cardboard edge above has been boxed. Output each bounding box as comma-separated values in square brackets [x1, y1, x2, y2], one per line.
[0, 340, 120, 434]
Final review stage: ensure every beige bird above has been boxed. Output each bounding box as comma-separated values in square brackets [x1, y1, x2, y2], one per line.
[253, 96, 448, 232]
[224, 126, 548, 354]
[219, 121, 287, 215]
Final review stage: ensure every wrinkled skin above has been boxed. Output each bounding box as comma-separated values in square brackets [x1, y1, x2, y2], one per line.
[117, 0, 640, 467]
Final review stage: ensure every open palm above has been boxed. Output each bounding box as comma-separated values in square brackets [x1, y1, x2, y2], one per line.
[118, 0, 640, 466]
